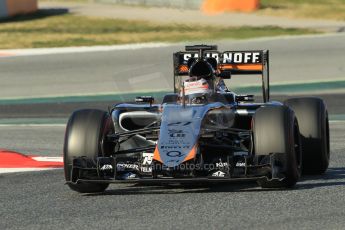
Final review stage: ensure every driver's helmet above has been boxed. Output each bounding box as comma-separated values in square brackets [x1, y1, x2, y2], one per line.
[184, 77, 211, 96]
[181, 59, 216, 104]
[183, 77, 212, 104]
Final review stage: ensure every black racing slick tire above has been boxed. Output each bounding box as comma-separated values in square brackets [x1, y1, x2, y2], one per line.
[64, 109, 113, 193]
[253, 106, 302, 188]
[284, 97, 330, 175]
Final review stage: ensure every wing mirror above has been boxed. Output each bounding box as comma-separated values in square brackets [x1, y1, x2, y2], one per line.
[236, 95, 254, 102]
[135, 96, 154, 105]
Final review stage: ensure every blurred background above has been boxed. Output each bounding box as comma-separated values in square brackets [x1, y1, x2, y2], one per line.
[0, 0, 344, 123]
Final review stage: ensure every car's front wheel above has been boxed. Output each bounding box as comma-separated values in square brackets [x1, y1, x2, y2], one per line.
[253, 106, 302, 188]
[63, 109, 113, 193]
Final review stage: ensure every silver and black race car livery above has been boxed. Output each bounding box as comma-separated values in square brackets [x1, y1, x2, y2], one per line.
[63, 45, 330, 193]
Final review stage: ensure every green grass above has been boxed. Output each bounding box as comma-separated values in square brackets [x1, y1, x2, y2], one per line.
[0, 12, 318, 49]
[260, 0, 345, 21]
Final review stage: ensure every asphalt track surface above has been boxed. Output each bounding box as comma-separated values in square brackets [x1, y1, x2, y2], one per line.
[0, 122, 344, 230]
[1, 34, 345, 229]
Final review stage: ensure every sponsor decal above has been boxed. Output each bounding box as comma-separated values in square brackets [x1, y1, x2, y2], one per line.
[183, 53, 199, 61]
[120, 172, 138, 179]
[184, 79, 211, 96]
[142, 152, 153, 165]
[127, 173, 137, 178]
[216, 162, 228, 168]
[100, 164, 113, 171]
[236, 162, 246, 167]
[141, 166, 152, 173]
[165, 140, 191, 145]
[166, 151, 184, 158]
[160, 145, 190, 149]
[222, 52, 261, 64]
[168, 129, 186, 138]
[116, 163, 139, 171]
[182, 52, 262, 64]
[212, 171, 226, 177]
[168, 121, 192, 127]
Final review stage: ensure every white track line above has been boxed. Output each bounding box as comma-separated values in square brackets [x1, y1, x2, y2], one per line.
[31, 156, 63, 162]
[1, 33, 344, 58]
[330, 120, 345, 123]
[0, 124, 66, 127]
[225, 32, 345, 44]
[0, 43, 172, 58]
[0, 168, 62, 174]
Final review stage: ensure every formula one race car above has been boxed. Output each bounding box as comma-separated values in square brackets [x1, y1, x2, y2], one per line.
[64, 45, 330, 193]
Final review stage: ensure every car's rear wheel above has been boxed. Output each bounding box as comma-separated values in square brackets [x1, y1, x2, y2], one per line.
[284, 97, 329, 174]
[253, 106, 302, 188]
[64, 109, 113, 193]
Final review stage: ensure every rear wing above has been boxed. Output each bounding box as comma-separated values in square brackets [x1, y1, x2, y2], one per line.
[173, 46, 270, 102]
